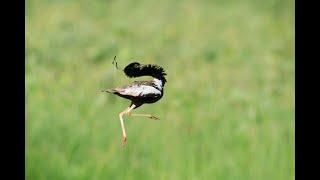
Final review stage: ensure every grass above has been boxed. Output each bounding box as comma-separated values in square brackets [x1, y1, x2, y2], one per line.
[26, 0, 294, 179]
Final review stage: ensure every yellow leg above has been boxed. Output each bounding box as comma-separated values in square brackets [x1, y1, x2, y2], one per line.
[125, 104, 160, 120]
[119, 107, 130, 148]
[127, 113, 160, 120]
[119, 104, 160, 148]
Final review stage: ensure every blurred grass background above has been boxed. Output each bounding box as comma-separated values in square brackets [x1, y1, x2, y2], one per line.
[26, 0, 294, 179]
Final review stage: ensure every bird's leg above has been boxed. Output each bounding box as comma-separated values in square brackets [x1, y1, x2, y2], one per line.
[124, 105, 160, 120]
[120, 104, 160, 148]
[119, 107, 130, 148]
[127, 113, 160, 120]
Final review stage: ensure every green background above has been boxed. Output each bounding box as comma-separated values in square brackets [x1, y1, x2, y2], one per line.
[26, 0, 294, 179]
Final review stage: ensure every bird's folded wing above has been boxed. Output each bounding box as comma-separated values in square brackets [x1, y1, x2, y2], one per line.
[117, 84, 161, 97]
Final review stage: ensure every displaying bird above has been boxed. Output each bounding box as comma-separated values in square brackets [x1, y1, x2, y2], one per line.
[102, 60, 167, 148]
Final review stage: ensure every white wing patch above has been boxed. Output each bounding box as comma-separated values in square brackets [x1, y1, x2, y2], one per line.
[153, 78, 163, 90]
[119, 85, 161, 97]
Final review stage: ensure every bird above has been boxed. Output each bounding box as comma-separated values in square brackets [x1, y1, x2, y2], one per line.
[102, 60, 167, 148]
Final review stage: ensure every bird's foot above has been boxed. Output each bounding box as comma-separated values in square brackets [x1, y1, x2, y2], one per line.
[149, 115, 160, 120]
[122, 137, 127, 148]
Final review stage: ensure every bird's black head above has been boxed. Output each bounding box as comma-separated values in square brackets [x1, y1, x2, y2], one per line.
[124, 62, 141, 77]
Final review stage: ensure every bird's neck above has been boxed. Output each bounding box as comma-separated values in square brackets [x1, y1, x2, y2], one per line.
[124, 64, 167, 87]
[153, 78, 164, 90]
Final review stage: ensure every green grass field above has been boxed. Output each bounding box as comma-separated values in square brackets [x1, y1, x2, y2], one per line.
[26, 0, 294, 179]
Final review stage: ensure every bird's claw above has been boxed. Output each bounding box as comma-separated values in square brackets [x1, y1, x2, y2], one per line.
[150, 115, 160, 120]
